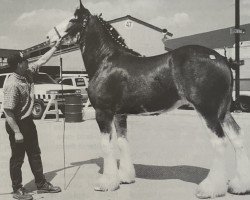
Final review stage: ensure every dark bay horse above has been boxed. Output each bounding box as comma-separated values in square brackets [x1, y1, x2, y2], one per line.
[47, 1, 250, 198]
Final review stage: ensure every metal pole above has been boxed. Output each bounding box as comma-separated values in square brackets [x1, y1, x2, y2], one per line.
[60, 57, 63, 79]
[235, 0, 240, 108]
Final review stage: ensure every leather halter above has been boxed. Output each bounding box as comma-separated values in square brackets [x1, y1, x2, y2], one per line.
[77, 15, 90, 46]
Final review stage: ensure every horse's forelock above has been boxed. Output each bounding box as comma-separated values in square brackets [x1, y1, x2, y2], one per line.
[74, 5, 90, 20]
[74, 8, 81, 19]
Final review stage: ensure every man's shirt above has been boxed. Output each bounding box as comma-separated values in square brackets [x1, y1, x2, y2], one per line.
[3, 67, 37, 120]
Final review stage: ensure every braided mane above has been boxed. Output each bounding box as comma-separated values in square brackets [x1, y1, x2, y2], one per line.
[96, 15, 141, 56]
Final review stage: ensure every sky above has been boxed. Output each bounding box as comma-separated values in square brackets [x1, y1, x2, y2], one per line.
[1, 0, 250, 50]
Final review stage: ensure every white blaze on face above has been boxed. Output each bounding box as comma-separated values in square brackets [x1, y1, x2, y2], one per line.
[46, 16, 76, 45]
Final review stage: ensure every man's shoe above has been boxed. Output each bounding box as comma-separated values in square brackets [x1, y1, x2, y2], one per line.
[37, 181, 61, 193]
[13, 187, 33, 200]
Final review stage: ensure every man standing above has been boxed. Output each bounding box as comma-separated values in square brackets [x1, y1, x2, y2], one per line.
[4, 39, 62, 200]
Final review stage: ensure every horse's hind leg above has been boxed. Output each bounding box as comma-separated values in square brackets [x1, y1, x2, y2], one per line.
[114, 114, 135, 184]
[196, 113, 228, 198]
[94, 109, 120, 191]
[222, 112, 250, 194]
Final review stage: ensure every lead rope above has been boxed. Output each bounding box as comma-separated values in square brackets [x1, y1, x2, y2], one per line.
[61, 53, 67, 191]
[54, 27, 67, 190]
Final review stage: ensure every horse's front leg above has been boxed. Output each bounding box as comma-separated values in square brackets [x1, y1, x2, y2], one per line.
[94, 109, 120, 191]
[114, 114, 135, 184]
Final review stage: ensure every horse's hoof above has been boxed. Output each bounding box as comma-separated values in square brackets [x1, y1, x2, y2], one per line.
[94, 174, 120, 192]
[196, 189, 225, 199]
[228, 188, 250, 195]
[195, 191, 212, 199]
[94, 185, 120, 192]
[119, 169, 135, 184]
[196, 177, 227, 199]
[120, 180, 135, 184]
[228, 177, 250, 195]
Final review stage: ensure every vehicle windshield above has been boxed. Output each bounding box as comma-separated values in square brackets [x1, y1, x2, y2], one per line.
[76, 78, 86, 86]
[233, 79, 250, 91]
[33, 73, 57, 84]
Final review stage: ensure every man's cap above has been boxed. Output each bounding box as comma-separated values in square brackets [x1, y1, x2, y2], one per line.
[7, 52, 29, 67]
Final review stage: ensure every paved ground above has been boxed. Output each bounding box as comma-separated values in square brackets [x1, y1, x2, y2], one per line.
[1, 108, 250, 200]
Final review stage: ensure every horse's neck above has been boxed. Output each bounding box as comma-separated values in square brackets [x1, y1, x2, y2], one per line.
[79, 43, 99, 79]
[80, 17, 118, 78]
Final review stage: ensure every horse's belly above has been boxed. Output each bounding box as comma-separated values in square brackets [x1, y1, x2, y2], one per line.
[116, 97, 185, 115]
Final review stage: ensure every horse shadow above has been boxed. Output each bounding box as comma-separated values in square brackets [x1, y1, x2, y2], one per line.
[24, 157, 209, 192]
[71, 157, 209, 184]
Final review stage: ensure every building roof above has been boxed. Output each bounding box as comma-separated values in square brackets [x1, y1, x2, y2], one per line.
[109, 15, 172, 36]
[164, 23, 250, 51]
[0, 49, 20, 58]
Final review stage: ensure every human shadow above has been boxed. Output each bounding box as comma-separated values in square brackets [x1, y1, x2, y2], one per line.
[23, 158, 103, 192]
[24, 157, 209, 192]
[24, 165, 74, 192]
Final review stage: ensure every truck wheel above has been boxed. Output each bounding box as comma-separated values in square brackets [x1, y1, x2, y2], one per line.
[230, 101, 235, 112]
[239, 99, 250, 112]
[59, 106, 65, 115]
[32, 99, 45, 119]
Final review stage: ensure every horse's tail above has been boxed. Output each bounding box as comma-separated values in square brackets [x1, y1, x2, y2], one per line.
[227, 57, 238, 71]
[218, 58, 234, 121]
[227, 58, 235, 102]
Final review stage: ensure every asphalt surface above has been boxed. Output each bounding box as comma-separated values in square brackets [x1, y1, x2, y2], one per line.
[1, 108, 250, 200]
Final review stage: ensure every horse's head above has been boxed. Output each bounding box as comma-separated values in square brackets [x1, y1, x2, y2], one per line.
[46, 0, 90, 46]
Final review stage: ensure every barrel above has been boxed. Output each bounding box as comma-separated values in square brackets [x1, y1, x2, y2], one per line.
[65, 95, 83, 122]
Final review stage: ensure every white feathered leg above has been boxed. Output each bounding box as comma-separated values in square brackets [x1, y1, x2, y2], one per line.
[114, 114, 135, 184]
[117, 136, 135, 184]
[95, 109, 120, 191]
[196, 136, 228, 198]
[196, 114, 228, 198]
[223, 112, 250, 194]
[95, 134, 120, 191]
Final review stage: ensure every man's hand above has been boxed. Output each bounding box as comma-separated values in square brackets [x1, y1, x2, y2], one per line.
[4, 109, 23, 143]
[15, 132, 24, 143]
[54, 37, 63, 49]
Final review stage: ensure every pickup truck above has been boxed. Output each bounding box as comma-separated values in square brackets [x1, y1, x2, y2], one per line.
[0, 72, 88, 119]
[231, 79, 250, 112]
[59, 75, 89, 93]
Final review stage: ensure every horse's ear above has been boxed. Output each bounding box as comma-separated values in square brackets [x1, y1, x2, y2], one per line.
[79, 0, 90, 15]
[79, 0, 84, 10]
